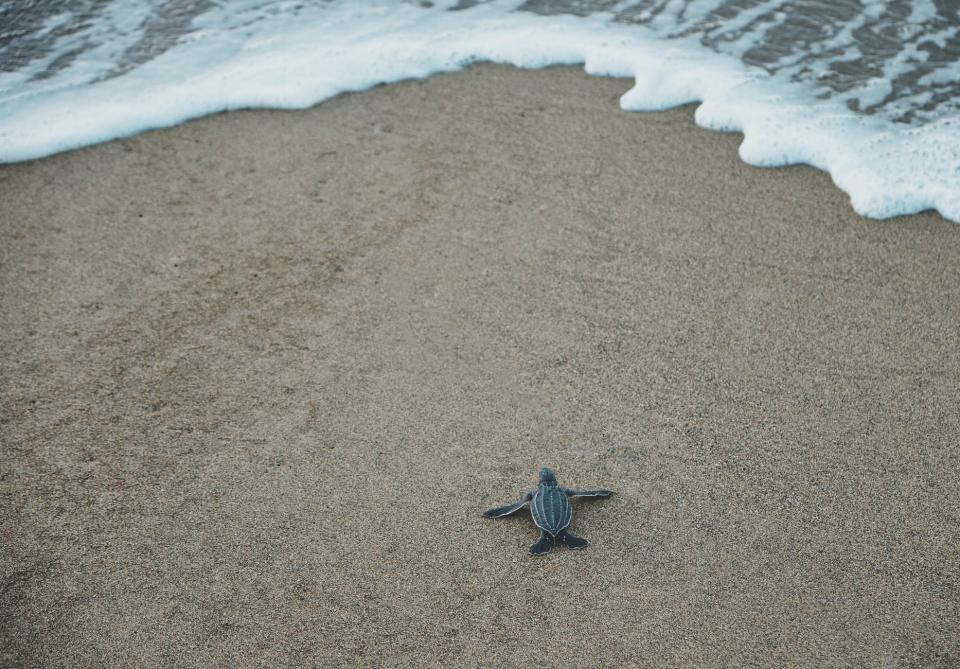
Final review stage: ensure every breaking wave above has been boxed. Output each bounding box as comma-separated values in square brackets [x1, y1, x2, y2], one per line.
[1, 0, 958, 221]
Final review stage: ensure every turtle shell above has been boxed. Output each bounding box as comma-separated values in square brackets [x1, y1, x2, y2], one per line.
[530, 484, 572, 536]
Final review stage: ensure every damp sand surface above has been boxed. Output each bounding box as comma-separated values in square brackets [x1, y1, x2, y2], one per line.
[2, 65, 960, 667]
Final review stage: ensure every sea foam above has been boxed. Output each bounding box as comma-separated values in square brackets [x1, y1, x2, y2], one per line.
[0, 0, 958, 222]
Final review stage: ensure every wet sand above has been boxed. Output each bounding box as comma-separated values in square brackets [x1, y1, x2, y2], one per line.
[2, 65, 959, 667]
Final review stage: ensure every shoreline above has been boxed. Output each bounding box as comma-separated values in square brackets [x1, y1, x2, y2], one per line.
[2, 64, 959, 667]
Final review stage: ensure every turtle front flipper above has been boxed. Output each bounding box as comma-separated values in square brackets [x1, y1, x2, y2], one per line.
[529, 530, 555, 556]
[482, 492, 533, 518]
[564, 489, 614, 499]
[558, 530, 589, 550]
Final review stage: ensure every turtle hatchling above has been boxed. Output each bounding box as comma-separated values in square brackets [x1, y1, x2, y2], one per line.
[483, 468, 613, 556]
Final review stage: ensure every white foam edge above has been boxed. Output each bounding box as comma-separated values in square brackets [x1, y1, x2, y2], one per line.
[0, 0, 956, 223]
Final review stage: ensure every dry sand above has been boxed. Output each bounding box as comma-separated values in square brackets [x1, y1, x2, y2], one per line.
[2, 65, 960, 667]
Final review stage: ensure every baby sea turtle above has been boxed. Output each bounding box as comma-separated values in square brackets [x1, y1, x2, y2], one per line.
[482, 468, 613, 556]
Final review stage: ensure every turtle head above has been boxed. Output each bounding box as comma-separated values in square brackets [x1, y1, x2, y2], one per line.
[538, 468, 557, 486]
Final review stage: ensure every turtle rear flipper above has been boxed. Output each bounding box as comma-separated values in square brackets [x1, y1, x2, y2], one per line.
[529, 530, 554, 556]
[558, 530, 589, 550]
[483, 492, 533, 518]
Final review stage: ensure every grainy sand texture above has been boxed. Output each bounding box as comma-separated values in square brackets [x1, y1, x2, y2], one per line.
[2, 65, 960, 667]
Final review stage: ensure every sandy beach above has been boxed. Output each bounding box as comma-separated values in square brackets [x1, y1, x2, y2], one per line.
[2, 64, 959, 667]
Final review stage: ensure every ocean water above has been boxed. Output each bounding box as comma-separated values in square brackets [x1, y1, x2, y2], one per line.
[1, 0, 958, 222]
